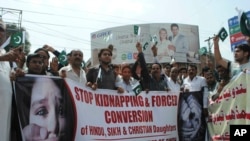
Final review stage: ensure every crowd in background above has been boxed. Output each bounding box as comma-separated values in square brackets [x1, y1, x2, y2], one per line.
[1, 17, 250, 141]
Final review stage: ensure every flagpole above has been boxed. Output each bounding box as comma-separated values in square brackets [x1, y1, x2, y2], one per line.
[22, 31, 26, 53]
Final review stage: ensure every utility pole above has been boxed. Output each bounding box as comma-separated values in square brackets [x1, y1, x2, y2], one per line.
[204, 37, 213, 57]
[204, 36, 215, 68]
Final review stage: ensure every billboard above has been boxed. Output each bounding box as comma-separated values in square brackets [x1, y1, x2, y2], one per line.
[91, 23, 200, 66]
[228, 11, 250, 52]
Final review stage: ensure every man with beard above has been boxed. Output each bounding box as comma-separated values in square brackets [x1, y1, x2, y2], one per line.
[86, 47, 124, 93]
[59, 49, 87, 85]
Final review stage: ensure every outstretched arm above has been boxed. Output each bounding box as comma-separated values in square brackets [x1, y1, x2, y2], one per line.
[136, 42, 150, 90]
[213, 36, 228, 69]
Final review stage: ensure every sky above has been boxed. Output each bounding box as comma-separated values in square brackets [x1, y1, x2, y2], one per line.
[1, 0, 250, 62]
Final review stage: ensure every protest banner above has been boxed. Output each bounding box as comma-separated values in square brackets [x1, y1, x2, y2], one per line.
[208, 73, 250, 140]
[14, 75, 180, 141]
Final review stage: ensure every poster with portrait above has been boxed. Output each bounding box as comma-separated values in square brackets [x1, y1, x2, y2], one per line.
[178, 91, 207, 141]
[91, 23, 200, 66]
[14, 75, 75, 141]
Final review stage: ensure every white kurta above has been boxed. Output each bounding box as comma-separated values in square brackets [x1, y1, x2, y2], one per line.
[167, 77, 181, 93]
[182, 76, 209, 108]
[59, 64, 87, 85]
[0, 49, 12, 141]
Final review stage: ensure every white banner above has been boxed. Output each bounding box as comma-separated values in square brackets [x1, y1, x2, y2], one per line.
[207, 73, 250, 140]
[65, 78, 179, 141]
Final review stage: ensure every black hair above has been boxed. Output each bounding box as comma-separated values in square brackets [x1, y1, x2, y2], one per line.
[188, 64, 197, 70]
[235, 44, 250, 59]
[98, 48, 112, 58]
[164, 63, 172, 69]
[202, 66, 210, 73]
[121, 65, 131, 72]
[171, 23, 179, 30]
[152, 63, 162, 70]
[179, 67, 187, 73]
[26, 53, 43, 65]
[34, 48, 50, 59]
[69, 50, 83, 56]
[216, 64, 229, 73]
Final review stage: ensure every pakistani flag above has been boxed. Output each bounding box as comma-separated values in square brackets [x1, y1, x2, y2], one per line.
[198, 47, 207, 55]
[104, 33, 113, 42]
[134, 25, 141, 35]
[58, 50, 67, 65]
[81, 61, 86, 68]
[132, 81, 142, 96]
[143, 42, 149, 51]
[239, 11, 250, 36]
[150, 35, 158, 46]
[0, 31, 25, 51]
[218, 27, 228, 41]
[10, 31, 25, 47]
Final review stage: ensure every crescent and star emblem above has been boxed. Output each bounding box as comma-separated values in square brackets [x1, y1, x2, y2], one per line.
[60, 55, 67, 63]
[135, 87, 141, 94]
[14, 36, 21, 44]
[220, 31, 226, 39]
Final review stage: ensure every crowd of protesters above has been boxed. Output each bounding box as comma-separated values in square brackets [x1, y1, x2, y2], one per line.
[1, 16, 250, 141]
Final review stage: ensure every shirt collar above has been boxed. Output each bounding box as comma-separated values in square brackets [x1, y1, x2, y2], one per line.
[65, 64, 73, 71]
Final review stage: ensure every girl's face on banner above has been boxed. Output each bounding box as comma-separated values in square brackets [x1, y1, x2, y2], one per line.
[30, 78, 66, 140]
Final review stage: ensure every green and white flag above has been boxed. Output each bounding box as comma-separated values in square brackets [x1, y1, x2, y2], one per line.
[198, 47, 207, 55]
[239, 11, 250, 36]
[143, 42, 149, 51]
[0, 31, 25, 50]
[150, 34, 158, 46]
[134, 25, 141, 35]
[81, 61, 86, 68]
[104, 33, 113, 43]
[10, 31, 25, 47]
[218, 27, 228, 41]
[132, 81, 142, 96]
[58, 50, 67, 65]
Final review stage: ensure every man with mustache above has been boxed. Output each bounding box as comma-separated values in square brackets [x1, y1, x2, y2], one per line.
[59, 49, 87, 85]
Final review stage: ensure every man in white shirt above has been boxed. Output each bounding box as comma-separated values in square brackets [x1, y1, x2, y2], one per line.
[59, 50, 87, 85]
[182, 64, 209, 110]
[180, 64, 209, 141]
[167, 67, 180, 93]
[0, 19, 22, 141]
